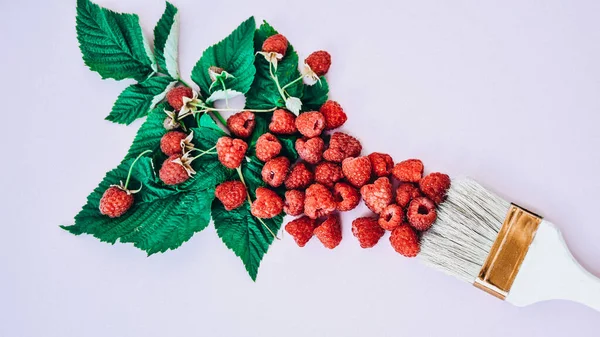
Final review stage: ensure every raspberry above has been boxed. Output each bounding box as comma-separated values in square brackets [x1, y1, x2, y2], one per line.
[285, 216, 316, 247]
[390, 224, 420, 257]
[261, 156, 290, 187]
[215, 180, 247, 211]
[295, 111, 325, 138]
[407, 197, 437, 231]
[269, 109, 297, 135]
[395, 183, 422, 208]
[166, 86, 193, 110]
[250, 187, 284, 219]
[360, 177, 393, 214]
[419, 172, 451, 204]
[304, 183, 336, 219]
[333, 182, 360, 211]
[295, 137, 324, 164]
[99, 186, 134, 218]
[159, 154, 191, 185]
[284, 162, 314, 190]
[319, 100, 347, 130]
[314, 161, 343, 188]
[283, 190, 305, 216]
[368, 152, 394, 177]
[227, 111, 255, 138]
[314, 214, 342, 249]
[378, 204, 403, 231]
[305, 51, 331, 76]
[262, 34, 288, 56]
[323, 132, 362, 162]
[216, 137, 248, 169]
[255, 133, 282, 162]
[392, 159, 423, 183]
[341, 156, 371, 188]
[352, 217, 385, 248]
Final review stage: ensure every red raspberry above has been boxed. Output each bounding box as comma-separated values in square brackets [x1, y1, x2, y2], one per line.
[314, 214, 342, 249]
[368, 152, 394, 177]
[269, 109, 297, 135]
[285, 216, 316, 247]
[378, 204, 403, 231]
[360, 177, 393, 214]
[166, 86, 193, 110]
[261, 156, 290, 187]
[323, 132, 362, 162]
[319, 100, 347, 130]
[262, 34, 288, 56]
[159, 154, 191, 185]
[255, 133, 282, 162]
[392, 159, 423, 183]
[341, 157, 372, 188]
[390, 224, 420, 257]
[304, 183, 336, 219]
[314, 161, 343, 188]
[283, 190, 305, 216]
[305, 51, 331, 76]
[395, 183, 422, 208]
[407, 197, 437, 231]
[160, 131, 187, 156]
[250, 187, 283, 219]
[99, 186, 134, 218]
[352, 217, 385, 248]
[284, 162, 314, 190]
[295, 137, 324, 164]
[295, 111, 325, 138]
[419, 172, 451, 204]
[227, 111, 255, 138]
[333, 182, 360, 211]
[216, 137, 248, 169]
[215, 180, 247, 211]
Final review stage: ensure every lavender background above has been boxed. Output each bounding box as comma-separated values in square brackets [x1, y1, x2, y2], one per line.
[1, 0, 599, 336]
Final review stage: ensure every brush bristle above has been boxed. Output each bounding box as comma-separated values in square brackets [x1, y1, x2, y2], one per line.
[419, 178, 511, 283]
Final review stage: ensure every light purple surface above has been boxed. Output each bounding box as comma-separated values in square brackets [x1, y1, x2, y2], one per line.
[1, 0, 599, 336]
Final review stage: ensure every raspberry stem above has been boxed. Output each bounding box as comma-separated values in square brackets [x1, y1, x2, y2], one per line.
[235, 167, 280, 240]
[124, 150, 153, 190]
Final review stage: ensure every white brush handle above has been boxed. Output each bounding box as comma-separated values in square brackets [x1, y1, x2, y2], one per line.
[507, 220, 600, 312]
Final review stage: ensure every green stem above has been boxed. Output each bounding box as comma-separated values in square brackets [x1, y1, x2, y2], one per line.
[281, 75, 304, 91]
[235, 167, 280, 240]
[124, 150, 153, 190]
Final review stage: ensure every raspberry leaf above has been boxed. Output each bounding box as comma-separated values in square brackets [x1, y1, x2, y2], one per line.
[153, 2, 180, 79]
[301, 77, 329, 111]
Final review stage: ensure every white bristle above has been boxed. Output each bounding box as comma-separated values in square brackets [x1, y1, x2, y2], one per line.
[419, 178, 511, 283]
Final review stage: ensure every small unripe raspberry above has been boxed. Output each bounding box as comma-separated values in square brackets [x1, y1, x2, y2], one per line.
[295, 111, 325, 138]
[160, 131, 187, 156]
[368, 152, 394, 177]
[285, 216, 316, 247]
[284, 162, 314, 190]
[323, 132, 362, 162]
[215, 180, 247, 211]
[352, 217, 385, 249]
[269, 109, 297, 135]
[283, 190, 305, 216]
[341, 156, 371, 188]
[304, 183, 336, 219]
[159, 155, 191, 185]
[261, 156, 290, 187]
[251, 187, 283, 219]
[314, 214, 342, 249]
[392, 159, 424, 183]
[333, 182, 360, 212]
[407, 197, 437, 231]
[216, 137, 248, 169]
[227, 111, 256, 138]
[360, 177, 393, 214]
[99, 186, 134, 218]
[305, 51, 331, 76]
[255, 133, 282, 162]
[319, 100, 347, 130]
[295, 137, 324, 164]
[419, 172, 451, 204]
[262, 34, 288, 56]
[390, 224, 420, 257]
[314, 161, 343, 188]
[166, 86, 193, 110]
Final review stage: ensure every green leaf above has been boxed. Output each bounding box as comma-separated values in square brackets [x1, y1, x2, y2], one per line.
[76, 0, 155, 81]
[106, 77, 177, 125]
[191, 17, 256, 97]
[301, 77, 329, 111]
[153, 2, 180, 79]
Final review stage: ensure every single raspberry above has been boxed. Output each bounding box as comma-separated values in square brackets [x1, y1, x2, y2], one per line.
[378, 204, 404, 231]
[352, 217, 385, 249]
[284, 162, 314, 190]
[368, 152, 394, 177]
[285, 216, 316, 247]
[333, 182, 360, 211]
[323, 132, 362, 162]
[250, 187, 284, 219]
[295, 137, 324, 164]
[314, 161, 343, 188]
[255, 133, 282, 162]
[159, 154, 191, 185]
[419, 172, 451, 204]
[216, 137, 248, 169]
[341, 157, 372, 188]
[395, 183, 422, 208]
[304, 183, 336, 219]
[295, 111, 325, 138]
[390, 224, 420, 257]
[227, 111, 255, 138]
[215, 180, 247, 211]
[305, 51, 331, 76]
[262, 34, 288, 56]
[314, 214, 342, 249]
[360, 177, 393, 214]
[269, 109, 297, 135]
[319, 100, 347, 130]
[392, 159, 424, 183]
[261, 156, 290, 187]
[160, 131, 187, 156]
[283, 190, 305, 216]
[407, 197, 437, 231]
[99, 186, 134, 218]
[166, 86, 193, 110]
